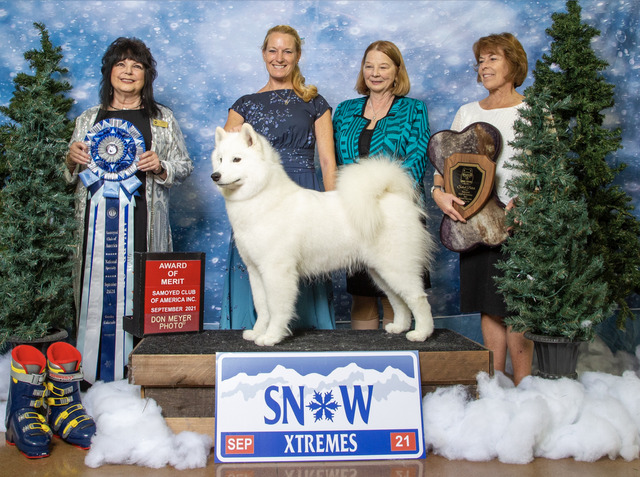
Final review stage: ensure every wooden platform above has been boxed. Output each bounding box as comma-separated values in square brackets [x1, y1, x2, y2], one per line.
[128, 329, 492, 441]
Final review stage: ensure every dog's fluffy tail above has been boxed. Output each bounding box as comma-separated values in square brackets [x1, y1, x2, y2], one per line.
[336, 157, 421, 240]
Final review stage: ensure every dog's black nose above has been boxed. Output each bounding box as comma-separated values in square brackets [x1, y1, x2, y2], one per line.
[211, 172, 221, 182]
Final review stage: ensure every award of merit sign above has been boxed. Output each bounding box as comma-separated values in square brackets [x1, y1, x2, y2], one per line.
[124, 251, 205, 337]
[215, 351, 425, 463]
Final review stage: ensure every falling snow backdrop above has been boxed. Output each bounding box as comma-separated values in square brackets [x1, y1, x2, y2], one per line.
[1, 1, 638, 340]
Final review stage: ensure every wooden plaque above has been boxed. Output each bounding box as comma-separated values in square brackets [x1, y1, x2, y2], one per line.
[444, 152, 497, 220]
[427, 122, 509, 252]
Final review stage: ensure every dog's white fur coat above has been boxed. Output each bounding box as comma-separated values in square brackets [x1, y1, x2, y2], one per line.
[212, 123, 436, 346]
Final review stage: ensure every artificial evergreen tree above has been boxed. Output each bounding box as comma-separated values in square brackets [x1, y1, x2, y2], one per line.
[0, 23, 77, 346]
[495, 93, 613, 341]
[528, 0, 640, 326]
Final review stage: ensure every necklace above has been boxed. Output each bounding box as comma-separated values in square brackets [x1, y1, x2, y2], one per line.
[273, 89, 293, 105]
[110, 101, 142, 111]
[368, 95, 392, 121]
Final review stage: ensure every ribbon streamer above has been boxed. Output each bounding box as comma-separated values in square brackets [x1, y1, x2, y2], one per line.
[77, 119, 144, 383]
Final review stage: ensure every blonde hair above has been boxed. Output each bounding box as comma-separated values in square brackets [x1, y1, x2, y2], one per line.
[262, 25, 318, 102]
[473, 33, 528, 88]
[355, 41, 410, 96]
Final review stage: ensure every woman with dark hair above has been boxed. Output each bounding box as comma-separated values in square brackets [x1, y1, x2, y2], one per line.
[97, 37, 161, 118]
[220, 25, 337, 332]
[333, 40, 431, 330]
[65, 37, 193, 383]
[432, 32, 533, 385]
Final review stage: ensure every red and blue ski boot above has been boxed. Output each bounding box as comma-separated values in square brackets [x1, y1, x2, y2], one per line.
[46, 341, 96, 449]
[5, 345, 52, 458]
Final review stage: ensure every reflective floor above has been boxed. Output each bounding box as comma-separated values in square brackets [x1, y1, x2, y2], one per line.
[2, 432, 638, 477]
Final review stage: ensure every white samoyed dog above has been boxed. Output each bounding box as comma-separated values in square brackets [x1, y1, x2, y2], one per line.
[211, 123, 436, 346]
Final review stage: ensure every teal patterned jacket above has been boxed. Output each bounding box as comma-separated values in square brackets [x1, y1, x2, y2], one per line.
[332, 95, 430, 201]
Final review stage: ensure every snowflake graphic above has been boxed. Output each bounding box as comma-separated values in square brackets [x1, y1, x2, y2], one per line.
[307, 390, 341, 422]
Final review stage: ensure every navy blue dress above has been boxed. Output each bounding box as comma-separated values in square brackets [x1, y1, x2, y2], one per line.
[219, 90, 336, 330]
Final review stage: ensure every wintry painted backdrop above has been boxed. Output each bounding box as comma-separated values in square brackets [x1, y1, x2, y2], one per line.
[1, 1, 638, 339]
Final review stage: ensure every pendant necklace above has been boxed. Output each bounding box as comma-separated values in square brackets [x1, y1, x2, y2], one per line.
[368, 96, 391, 121]
[274, 89, 293, 105]
[110, 101, 141, 111]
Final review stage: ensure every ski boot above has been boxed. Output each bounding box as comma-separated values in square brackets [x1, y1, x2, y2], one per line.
[5, 345, 52, 458]
[46, 341, 96, 449]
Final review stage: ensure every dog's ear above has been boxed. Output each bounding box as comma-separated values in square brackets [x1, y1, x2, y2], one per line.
[215, 126, 227, 145]
[239, 122, 259, 148]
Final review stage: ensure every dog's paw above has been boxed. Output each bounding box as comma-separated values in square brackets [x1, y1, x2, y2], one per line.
[254, 333, 283, 347]
[242, 329, 259, 341]
[385, 322, 409, 334]
[406, 329, 431, 342]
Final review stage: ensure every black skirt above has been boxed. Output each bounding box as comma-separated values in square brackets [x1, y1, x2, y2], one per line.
[460, 245, 508, 317]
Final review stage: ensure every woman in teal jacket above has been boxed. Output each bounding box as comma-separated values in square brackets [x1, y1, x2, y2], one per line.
[333, 40, 431, 330]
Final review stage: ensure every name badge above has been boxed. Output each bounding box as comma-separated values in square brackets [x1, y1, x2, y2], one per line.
[152, 119, 168, 128]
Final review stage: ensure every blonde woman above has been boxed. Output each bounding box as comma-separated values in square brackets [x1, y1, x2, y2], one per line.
[220, 25, 337, 331]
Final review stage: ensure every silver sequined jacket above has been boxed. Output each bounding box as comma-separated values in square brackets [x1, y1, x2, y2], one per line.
[65, 104, 193, 309]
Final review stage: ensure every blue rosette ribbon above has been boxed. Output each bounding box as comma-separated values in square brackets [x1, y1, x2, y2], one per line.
[79, 118, 145, 201]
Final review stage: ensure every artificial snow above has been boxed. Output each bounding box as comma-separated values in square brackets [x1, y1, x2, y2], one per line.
[1, 337, 638, 468]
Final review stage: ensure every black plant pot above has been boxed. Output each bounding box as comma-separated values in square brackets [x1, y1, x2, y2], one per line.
[8, 327, 69, 355]
[525, 331, 582, 380]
